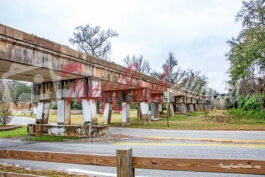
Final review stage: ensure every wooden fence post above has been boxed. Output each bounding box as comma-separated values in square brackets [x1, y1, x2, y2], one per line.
[116, 148, 135, 177]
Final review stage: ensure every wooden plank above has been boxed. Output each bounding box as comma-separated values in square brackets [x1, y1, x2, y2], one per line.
[1, 149, 265, 175]
[0, 150, 116, 167]
[132, 156, 265, 175]
[116, 148, 135, 177]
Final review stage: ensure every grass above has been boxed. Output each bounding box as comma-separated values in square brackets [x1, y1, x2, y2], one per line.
[186, 112, 203, 116]
[24, 135, 78, 142]
[14, 109, 265, 131]
[4, 109, 264, 140]
[109, 110, 265, 130]
[0, 164, 87, 177]
[49, 113, 85, 124]
[0, 126, 78, 142]
[0, 125, 27, 138]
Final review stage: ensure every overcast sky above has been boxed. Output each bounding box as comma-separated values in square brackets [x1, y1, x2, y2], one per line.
[0, 0, 243, 93]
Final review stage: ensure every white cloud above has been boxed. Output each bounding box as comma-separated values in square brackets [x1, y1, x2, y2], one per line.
[0, 0, 243, 93]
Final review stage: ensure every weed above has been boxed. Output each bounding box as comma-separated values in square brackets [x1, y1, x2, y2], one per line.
[24, 135, 78, 142]
[0, 104, 12, 127]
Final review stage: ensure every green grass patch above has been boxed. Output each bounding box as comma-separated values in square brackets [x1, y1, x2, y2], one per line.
[172, 115, 189, 121]
[186, 112, 203, 116]
[0, 126, 27, 138]
[0, 126, 78, 141]
[24, 135, 78, 142]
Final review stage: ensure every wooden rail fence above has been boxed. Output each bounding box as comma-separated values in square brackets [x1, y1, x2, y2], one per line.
[0, 149, 265, 177]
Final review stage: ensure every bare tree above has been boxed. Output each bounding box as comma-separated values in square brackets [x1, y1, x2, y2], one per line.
[181, 70, 208, 93]
[69, 24, 118, 60]
[236, 0, 265, 28]
[123, 55, 151, 75]
[150, 71, 161, 79]
[162, 52, 178, 83]
[161, 52, 187, 84]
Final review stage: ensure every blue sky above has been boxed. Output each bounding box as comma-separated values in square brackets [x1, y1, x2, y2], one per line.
[0, 0, 243, 93]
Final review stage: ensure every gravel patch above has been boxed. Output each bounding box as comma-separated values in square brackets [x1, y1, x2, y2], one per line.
[79, 133, 132, 143]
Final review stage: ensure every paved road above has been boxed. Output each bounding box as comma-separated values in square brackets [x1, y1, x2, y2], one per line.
[1, 117, 265, 177]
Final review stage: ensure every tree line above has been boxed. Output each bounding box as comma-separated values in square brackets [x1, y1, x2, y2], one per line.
[225, 0, 264, 121]
[0, 80, 31, 107]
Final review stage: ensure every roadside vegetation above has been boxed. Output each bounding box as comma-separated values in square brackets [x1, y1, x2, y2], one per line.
[224, 0, 265, 126]
[24, 135, 78, 142]
[107, 110, 265, 130]
[0, 163, 88, 177]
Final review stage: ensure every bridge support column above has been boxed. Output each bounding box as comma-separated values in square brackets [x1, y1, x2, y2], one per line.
[90, 99, 98, 124]
[57, 100, 65, 124]
[150, 103, 159, 119]
[82, 99, 98, 125]
[180, 103, 187, 115]
[64, 99, 71, 125]
[140, 102, 150, 124]
[43, 102, 50, 124]
[204, 104, 209, 111]
[206, 103, 211, 111]
[194, 104, 199, 112]
[36, 101, 50, 124]
[36, 102, 44, 124]
[137, 102, 141, 119]
[159, 104, 162, 112]
[103, 103, 112, 124]
[57, 99, 71, 125]
[82, 99, 92, 124]
[150, 103, 154, 119]
[167, 103, 174, 117]
[122, 102, 130, 126]
[199, 103, 204, 111]
[189, 104, 194, 112]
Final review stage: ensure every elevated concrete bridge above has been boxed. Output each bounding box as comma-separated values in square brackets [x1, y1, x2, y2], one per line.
[0, 24, 212, 136]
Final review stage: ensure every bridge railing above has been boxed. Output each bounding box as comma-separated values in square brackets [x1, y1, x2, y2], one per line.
[0, 149, 264, 177]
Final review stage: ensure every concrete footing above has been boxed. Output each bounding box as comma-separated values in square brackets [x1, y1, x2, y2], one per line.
[27, 124, 109, 138]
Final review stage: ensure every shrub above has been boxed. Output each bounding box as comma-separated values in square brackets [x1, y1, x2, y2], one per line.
[215, 103, 221, 110]
[0, 105, 12, 127]
[243, 94, 261, 111]
[237, 95, 247, 109]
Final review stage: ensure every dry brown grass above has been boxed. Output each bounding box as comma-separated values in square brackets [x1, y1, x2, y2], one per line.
[0, 164, 88, 177]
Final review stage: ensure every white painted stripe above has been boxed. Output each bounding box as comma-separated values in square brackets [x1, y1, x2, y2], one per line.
[114, 142, 265, 148]
[144, 136, 265, 143]
[67, 169, 116, 177]
[67, 169, 148, 177]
